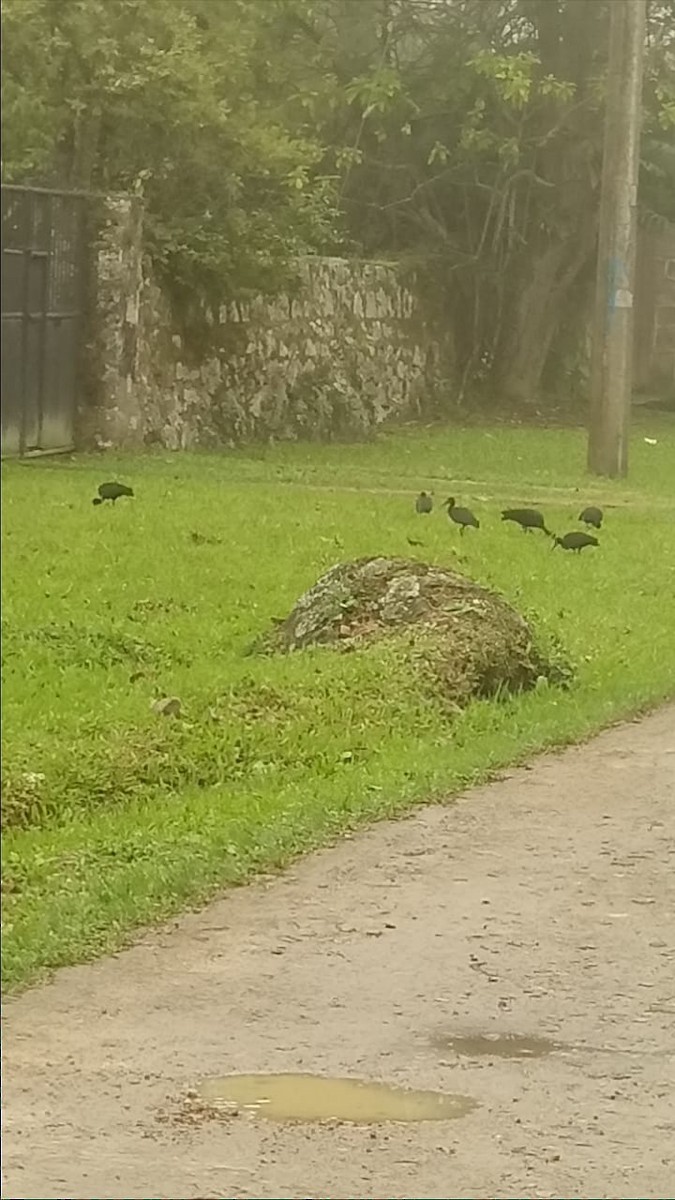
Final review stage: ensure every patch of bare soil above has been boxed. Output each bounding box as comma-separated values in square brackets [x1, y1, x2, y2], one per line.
[2, 707, 675, 1200]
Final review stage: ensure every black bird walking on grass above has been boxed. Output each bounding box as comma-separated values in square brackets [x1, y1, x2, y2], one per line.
[415, 491, 433, 514]
[579, 505, 603, 529]
[92, 481, 134, 506]
[443, 497, 479, 535]
[501, 507, 552, 536]
[553, 531, 599, 554]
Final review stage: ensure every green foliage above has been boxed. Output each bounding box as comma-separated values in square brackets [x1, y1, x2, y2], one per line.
[287, 0, 674, 400]
[2, 419, 675, 985]
[1, 0, 343, 295]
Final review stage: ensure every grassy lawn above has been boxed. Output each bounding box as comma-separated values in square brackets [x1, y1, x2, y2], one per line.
[3, 417, 675, 990]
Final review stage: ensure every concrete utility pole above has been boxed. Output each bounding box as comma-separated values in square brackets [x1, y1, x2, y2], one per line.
[588, 0, 646, 478]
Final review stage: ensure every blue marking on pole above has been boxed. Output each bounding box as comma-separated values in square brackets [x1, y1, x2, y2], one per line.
[607, 256, 624, 315]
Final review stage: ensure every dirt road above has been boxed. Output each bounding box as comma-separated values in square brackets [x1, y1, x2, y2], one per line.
[3, 708, 675, 1200]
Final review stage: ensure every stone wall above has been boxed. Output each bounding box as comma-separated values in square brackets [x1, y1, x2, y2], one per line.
[79, 194, 145, 448]
[80, 196, 455, 450]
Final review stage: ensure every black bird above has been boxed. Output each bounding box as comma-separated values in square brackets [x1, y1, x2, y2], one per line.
[415, 491, 433, 514]
[501, 507, 552, 536]
[92, 481, 134, 506]
[444, 497, 479, 535]
[553, 531, 599, 554]
[579, 505, 603, 529]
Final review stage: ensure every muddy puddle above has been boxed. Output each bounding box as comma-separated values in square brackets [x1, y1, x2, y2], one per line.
[196, 1073, 478, 1124]
[439, 1033, 560, 1059]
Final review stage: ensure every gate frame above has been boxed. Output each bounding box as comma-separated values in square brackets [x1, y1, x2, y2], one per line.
[1, 182, 94, 458]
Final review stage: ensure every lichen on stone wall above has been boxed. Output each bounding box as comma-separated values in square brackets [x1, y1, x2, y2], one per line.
[81, 199, 455, 450]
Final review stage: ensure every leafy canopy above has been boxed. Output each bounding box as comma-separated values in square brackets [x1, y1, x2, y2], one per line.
[1, 0, 343, 295]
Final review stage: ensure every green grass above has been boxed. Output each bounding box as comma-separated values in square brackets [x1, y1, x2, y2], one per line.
[3, 417, 675, 990]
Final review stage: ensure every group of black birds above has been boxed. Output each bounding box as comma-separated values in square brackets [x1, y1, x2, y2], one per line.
[90, 478, 602, 554]
[414, 492, 603, 553]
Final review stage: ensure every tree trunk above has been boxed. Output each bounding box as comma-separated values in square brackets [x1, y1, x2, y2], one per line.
[491, 231, 595, 403]
[487, 0, 604, 405]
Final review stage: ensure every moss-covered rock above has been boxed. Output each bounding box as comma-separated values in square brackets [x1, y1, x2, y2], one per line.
[259, 556, 571, 705]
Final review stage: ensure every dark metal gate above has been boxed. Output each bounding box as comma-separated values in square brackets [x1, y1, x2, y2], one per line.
[1, 184, 88, 456]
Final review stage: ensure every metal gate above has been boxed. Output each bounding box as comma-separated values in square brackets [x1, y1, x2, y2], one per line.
[1, 184, 88, 456]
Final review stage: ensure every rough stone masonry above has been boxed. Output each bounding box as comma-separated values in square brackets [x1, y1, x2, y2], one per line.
[80, 196, 455, 450]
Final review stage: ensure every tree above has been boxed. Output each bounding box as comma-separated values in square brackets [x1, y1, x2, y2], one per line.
[296, 0, 607, 402]
[1, 0, 342, 298]
[289, 0, 674, 403]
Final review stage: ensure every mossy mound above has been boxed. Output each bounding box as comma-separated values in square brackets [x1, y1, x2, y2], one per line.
[260, 557, 571, 705]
